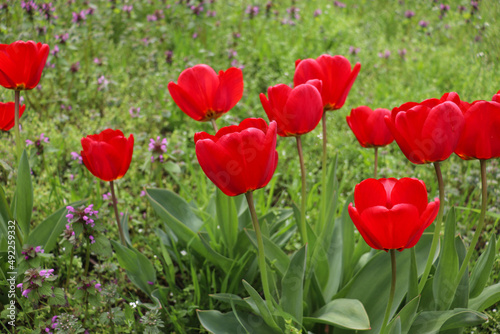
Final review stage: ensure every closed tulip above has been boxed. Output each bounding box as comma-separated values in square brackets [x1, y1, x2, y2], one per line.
[293, 54, 361, 111]
[0, 102, 25, 131]
[260, 80, 323, 137]
[455, 100, 500, 160]
[81, 129, 134, 182]
[194, 118, 278, 196]
[0, 41, 50, 90]
[385, 92, 465, 164]
[346, 106, 394, 148]
[168, 64, 243, 122]
[492, 90, 500, 103]
[348, 178, 439, 251]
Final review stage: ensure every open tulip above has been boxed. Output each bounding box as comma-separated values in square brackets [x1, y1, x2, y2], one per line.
[348, 178, 439, 251]
[293, 54, 361, 111]
[260, 80, 323, 137]
[455, 100, 500, 160]
[0, 41, 50, 90]
[346, 106, 394, 148]
[0, 102, 25, 131]
[385, 92, 465, 164]
[168, 64, 244, 122]
[194, 118, 278, 196]
[81, 129, 134, 182]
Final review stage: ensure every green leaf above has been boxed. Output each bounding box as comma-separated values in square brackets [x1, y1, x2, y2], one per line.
[281, 245, 307, 325]
[198, 310, 279, 334]
[111, 240, 155, 295]
[469, 282, 500, 311]
[304, 298, 370, 330]
[0, 185, 16, 254]
[27, 200, 86, 252]
[90, 234, 112, 258]
[407, 248, 418, 304]
[210, 293, 253, 313]
[49, 288, 66, 306]
[408, 309, 487, 333]
[242, 280, 281, 332]
[216, 189, 239, 257]
[15, 150, 33, 237]
[120, 210, 132, 247]
[387, 296, 420, 334]
[469, 235, 496, 298]
[433, 209, 459, 311]
[387, 317, 401, 334]
[245, 229, 290, 276]
[146, 188, 232, 271]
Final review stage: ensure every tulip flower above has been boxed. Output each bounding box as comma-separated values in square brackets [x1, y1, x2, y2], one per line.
[168, 64, 244, 130]
[493, 90, 500, 103]
[260, 80, 323, 137]
[385, 92, 465, 165]
[0, 41, 49, 160]
[0, 40, 50, 91]
[81, 129, 134, 182]
[293, 54, 361, 111]
[260, 80, 323, 243]
[194, 118, 278, 197]
[81, 129, 134, 245]
[348, 178, 439, 251]
[0, 102, 25, 131]
[347, 106, 394, 178]
[455, 100, 500, 161]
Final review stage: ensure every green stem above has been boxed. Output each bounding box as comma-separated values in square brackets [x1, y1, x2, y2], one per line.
[14, 90, 22, 161]
[380, 249, 397, 334]
[418, 161, 445, 293]
[65, 247, 75, 290]
[84, 238, 91, 277]
[374, 147, 379, 178]
[210, 118, 218, 133]
[319, 112, 328, 232]
[245, 191, 274, 311]
[296, 136, 308, 245]
[457, 159, 488, 282]
[110, 181, 126, 245]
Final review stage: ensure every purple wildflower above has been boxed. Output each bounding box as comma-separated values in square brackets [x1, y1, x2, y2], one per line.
[405, 10, 415, 18]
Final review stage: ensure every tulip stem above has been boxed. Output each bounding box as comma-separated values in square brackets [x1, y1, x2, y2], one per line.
[109, 181, 126, 246]
[457, 159, 487, 283]
[245, 191, 274, 311]
[418, 161, 444, 293]
[14, 90, 22, 161]
[380, 249, 397, 334]
[210, 118, 218, 133]
[296, 136, 308, 245]
[374, 147, 379, 178]
[319, 112, 328, 232]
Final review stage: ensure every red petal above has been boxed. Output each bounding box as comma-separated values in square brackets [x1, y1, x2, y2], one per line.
[282, 83, 323, 136]
[348, 204, 381, 249]
[212, 67, 243, 113]
[353, 178, 388, 213]
[405, 200, 439, 249]
[335, 61, 361, 109]
[168, 82, 207, 121]
[391, 178, 428, 214]
[293, 58, 323, 89]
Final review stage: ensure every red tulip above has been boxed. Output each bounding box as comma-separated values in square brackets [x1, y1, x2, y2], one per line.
[0, 41, 50, 90]
[0, 102, 25, 131]
[348, 178, 439, 251]
[194, 118, 278, 196]
[385, 92, 465, 164]
[346, 106, 394, 148]
[492, 89, 500, 103]
[259, 80, 323, 137]
[81, 129, 134, 182]
[293, 54, 361, 111]
[455, 100, 500, 160]
[168, 64, 243, 122]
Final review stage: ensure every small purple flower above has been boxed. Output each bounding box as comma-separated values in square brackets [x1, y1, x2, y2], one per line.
[398, 48, 407, 58]
[69, 174, 75, 181]
[378, 50, 391, 59]
[89, 235, 95, 244]
[123, 5, 133, 13]
[72, 10, 86, 24]
[55, 33, 69, 44]
[149, 136, 168, 163]
[419, 20, 429, 28]
[192, 33, 198, 39]
[245, 5, 259, 18]
[147, 281, 154, 285]
[440, 4, 450, 12]
[94, 283, 101, 291]
[165, 50, 173, 65]
[26, 139, 34, 146]
[70, 62, 80, 73]
[334, 1, 346, 8]
[51, 45, 60, 57]
[94, 57, 102, 66]
[227, 49, 237, 59]
[147, 14, 157, 21]
[21, 1, 37, 15]
[140, 190, 146, 197]
[405, 10, 415, 18]
[22, 289, 31, 298]
[70, 152, 82, 164]
[35, 246, 45, 253]
[129, 107, 141, 117]
[313, 9, 322, 17]
[97, 75, 109, 90]
[349, 46, 360, 55]
[103, 192, 112, 201]
[40, 269, 54, 278]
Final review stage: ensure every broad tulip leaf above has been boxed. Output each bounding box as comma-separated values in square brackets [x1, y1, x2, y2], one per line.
[27, 200, 86, 252]
[245, 229, 289, 275]
[407, 247, 418, 303]
[198, 310, 279, 334]
[469, 235, 496, 298]
[449, 236, 469, 310]
[242, 280, 281, 332]
[120, 210, 132, 247]
[433, 209, 459, 311]
[215, 189, 239, 257]
[408, 309, 487, 333]
[15, 150, 33, 237]
[0, 185, 15, 253]
[209, 293, 253, 313]
[469, 282, 500, 311]
[304, 298, 370, 330]
[333, 234, 432, 333]
[281, 245, 307, 325]
[387, 296, 420, 334]
[146, 188, 232, 271]
[111, 240, 156, 296]
[387, 317, 402, 334]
